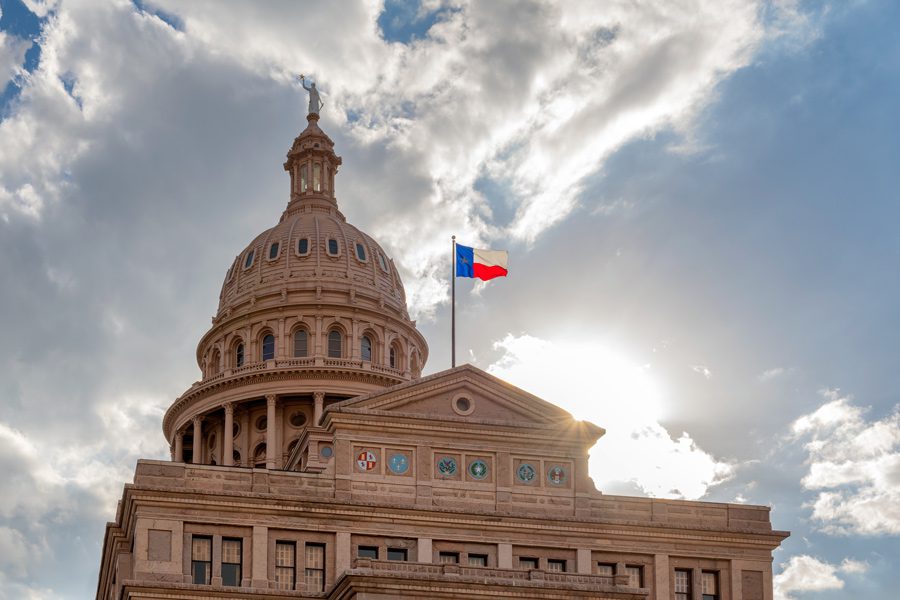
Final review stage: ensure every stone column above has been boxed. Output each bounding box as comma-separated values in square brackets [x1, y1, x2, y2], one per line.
[335, 532, 351, 575]
[173, 430, 183, 463]
[654, 554, 669, 600]
[576, 548, 592, 574]
[266, 394, 277, 469]
[223, 403, 234, 467]
[417, 538, 432, 563]
[313, 391, 325, 426]
[192, 417, 202, 464]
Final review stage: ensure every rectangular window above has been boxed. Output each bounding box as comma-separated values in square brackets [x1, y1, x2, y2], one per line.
[597, 563, 615, 576]
[190, 536, 212, 585]
[305, 543, 325, 592]
[702, 571, 719, 600]
[519, 556, 539, 570]
[439, 551, 459, 564]
[275, 541, 296, 591]
[357, 546, 378, 559]
[675, 569, 692, 600]
[547, 559, 566, 572]
[468, 554, 488, 567]
[221, 538, 242, 587]
[387, 548, 408, 562]
[313, 164, 321, 192]
[625, 565, 643, 588]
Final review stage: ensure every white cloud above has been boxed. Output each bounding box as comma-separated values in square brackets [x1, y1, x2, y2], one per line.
[758, 366, 790, 381]
[774, 554, 868, 600]
[691, 364, 713, 379]
[487, 333, 733, 499]
[791, 390, 900, 535]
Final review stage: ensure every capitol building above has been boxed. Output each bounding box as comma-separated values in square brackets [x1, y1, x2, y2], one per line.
[96, 101, 787, 599]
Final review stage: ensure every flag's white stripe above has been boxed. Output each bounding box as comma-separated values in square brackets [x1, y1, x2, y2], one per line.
[473, 248, 508, 269]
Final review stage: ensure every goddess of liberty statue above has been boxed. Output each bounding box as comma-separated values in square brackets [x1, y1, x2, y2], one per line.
[299, 74, 324, 115]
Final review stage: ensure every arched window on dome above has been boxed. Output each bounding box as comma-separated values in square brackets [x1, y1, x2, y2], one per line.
[361, 335, 373, 362]
[327, 330, 342, 358]
[293, 329, 308, 357]
[268, 242, 280, 260]
[327, 238, 339, 256]
[235, 343, 245, 367]
[253, 443, 267, 468]
[297, 238, 310, 256]
[210, 349, 222, 375]
[355, 242, 367, 262]
[377, 252, 389, 272]
[244, 250, 255, 269]
[389, 342, 402, 370]
[261, 334, 275, 361]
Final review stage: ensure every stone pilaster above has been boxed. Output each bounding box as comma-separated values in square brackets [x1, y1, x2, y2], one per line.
[266, 394, 277, 469]
[313, 391, 325, 426]
[223, 403, 234, 467]
[191, 417, 202, 464]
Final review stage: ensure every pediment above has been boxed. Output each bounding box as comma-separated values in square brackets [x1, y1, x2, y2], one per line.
[328, 364, 604, 438]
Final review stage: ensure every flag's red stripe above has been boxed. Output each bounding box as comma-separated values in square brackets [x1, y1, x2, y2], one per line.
[473, 264, 508, 281]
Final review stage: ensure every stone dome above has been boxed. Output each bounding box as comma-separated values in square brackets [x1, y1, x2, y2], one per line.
[162, 112, 428, 469]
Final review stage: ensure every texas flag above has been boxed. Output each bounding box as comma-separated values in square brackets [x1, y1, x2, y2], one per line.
[456, 243, 509, 281]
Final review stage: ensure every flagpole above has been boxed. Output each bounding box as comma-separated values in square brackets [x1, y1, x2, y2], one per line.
[451, 235, 456, 368]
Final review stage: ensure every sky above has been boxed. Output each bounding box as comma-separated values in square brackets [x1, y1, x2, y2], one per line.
[0, 0, 898, 598]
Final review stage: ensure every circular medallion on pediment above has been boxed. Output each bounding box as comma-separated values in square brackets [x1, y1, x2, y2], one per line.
[388, 453, 409, 474]
[517, 463, 536, 483]
[468, 459, 488, 480]
[320, 444, 333, 458]
[547, 465, 566, 486]
[437, 456, 457, 476]
[356, 450, 377, 471]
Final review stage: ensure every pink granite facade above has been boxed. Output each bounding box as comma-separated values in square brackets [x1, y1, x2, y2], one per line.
[96, 111, 787, 600]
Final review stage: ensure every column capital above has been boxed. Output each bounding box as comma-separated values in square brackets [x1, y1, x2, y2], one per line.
[313, 391, 326, 402]
[265, 394, 277, 406]
[192, 415, 204, 425]
[224, 401, 235, 415]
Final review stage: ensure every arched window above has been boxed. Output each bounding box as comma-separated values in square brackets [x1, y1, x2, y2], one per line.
[389, 346, 397, 369]
[297, 238, 310, 255]
[293, 330, 308, 357]
[327, 238, 339, 256]
[361, 335, 373, 362]
[355, 242, 366, 262]
[268, 242, 280, 259]
[244, 250, 255, 269]
[261, 334, 275, 361]
[328, 330, 342, 358]
[211, 349, 221, 374]
[253, 443, 267, 468]
[235, 343, 245, 367]
[232, 450, 241, 466]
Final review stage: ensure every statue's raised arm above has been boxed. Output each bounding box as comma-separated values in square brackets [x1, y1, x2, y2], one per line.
[299, 74, 324, 116]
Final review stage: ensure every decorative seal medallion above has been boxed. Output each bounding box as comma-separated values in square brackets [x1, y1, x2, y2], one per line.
[468, 459, 488, 480]
[389, 453, 409, 474]
[356, 450, 377, 471]
[437, 456, 457, 476]
[517, 463, 536, 483]
[547, 465, 566, 485]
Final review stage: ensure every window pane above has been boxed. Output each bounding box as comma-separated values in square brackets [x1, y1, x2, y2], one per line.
[269, 242, 279, 259]
[301, 164, 308, 191]
[626, 565, 642, 587]
[298, 238, 309, 254]
[313, 164, 321, 192]
[439, 552, 459, 564]
[548, 559, 566, 572]
[378, 252, 388, 271]
[191, 537, 211, 561]
[389, 347, 396, 368]
[262, 334, 275, 361]
[275, 542, 296, 590]
[361, 336, 372, 361]
[191, 561, 210, 585]
[275, 566, 295, 590]
[468, 554, 487, 567]
[328, 238, 339, 255]
[236, 344, 244, 367]
[702, 571, 718, 599]
[387, 548, 407, 561]
[328, 330, 342, 358]
[222, 563, 240, 586]
[357, 546, 378, 559]
[191, 537, 211, 585]
[294, 330, 308, 357]
[519, 557, 538, 570]
[244, 250, 254, 268]
[356, 243, 366, 261]
[597, 563, 614, 576]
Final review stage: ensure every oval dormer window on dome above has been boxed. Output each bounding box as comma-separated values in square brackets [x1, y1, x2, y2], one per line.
[243, 250, 255, 269]
[268, 242, 280, 260]
[293, 329, 308, 357]
[327, 238, 339, 256]
[327, 330, 342, 358]
[355, 243, 367, 262]
[261, 334, 275, 361]
[235, 343, 245, 367]
[297, 238, 310, 256]
[377, 252, 388, 272]
[361, 335, 373, 362]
